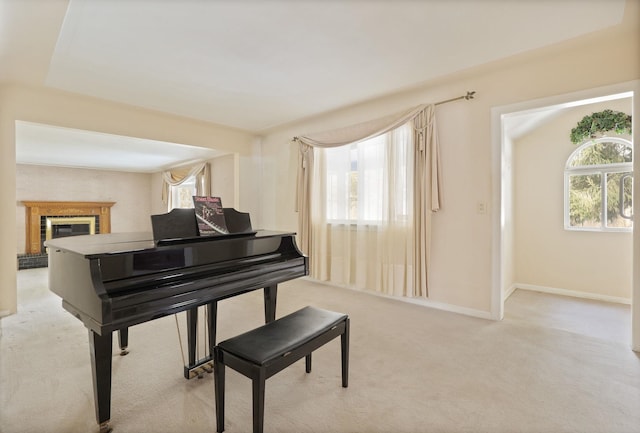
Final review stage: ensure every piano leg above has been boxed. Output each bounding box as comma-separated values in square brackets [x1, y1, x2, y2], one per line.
[207, 302, 217, 355]
[186, 307, 198, 367]
[117, 328, 129, 355]
[89, 329, 113, 433]
[264, 285, 278, 322]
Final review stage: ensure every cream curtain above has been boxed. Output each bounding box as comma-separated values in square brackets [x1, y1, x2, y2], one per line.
[161, 162, 211, 208]
[295, 104, 441, 297]
[412, 107, 442, 297]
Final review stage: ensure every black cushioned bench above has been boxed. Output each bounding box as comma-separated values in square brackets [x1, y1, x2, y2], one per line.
[213, 306, 350, 433]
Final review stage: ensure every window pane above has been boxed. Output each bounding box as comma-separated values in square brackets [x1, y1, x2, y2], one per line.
[325, 144, 353, 221]
[569, 140, 632, 167]
[568, 173, 601, 227]
[606, 172, 633, 228]
[349, 170, 358, 220]
[171, 177, 197, 210]
[324, 123, 412, 223]
[357, 136, 384, 221]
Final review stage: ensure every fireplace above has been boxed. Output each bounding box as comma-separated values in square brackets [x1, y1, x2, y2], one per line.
[19, 201, 115, 269]
[45, 215, 97, 244]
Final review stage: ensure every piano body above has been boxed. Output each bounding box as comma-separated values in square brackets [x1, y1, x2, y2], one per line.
[46, 210, 308, 433]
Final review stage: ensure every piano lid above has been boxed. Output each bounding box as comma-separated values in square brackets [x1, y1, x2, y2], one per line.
[45, 232, 154, 256]
[44, 230, 296, 258]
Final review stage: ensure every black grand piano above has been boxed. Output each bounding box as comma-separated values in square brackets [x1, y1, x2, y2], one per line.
[46, 208, 308, 433]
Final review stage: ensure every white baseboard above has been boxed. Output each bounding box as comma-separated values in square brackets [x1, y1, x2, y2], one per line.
[0, 310, 11, 318]
[303, 277, 493, 320]
[398, 295, 493, 320]
[513, 283, 631, 305]
[504, 284, 518, 300]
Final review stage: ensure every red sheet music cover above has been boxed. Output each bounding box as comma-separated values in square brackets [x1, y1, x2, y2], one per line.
[192, 196, 229, 235]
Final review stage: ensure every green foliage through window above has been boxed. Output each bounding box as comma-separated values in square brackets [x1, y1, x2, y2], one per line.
[568, 140, 631, 167]
[565, 137, 633, 230]
[569, 173, 602, 227]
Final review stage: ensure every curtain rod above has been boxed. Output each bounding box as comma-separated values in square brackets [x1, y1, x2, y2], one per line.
[293, 91, 476, 142]
[434, 91, 476, 106]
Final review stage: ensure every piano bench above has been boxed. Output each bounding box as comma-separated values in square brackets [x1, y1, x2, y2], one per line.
[213, 306, 350, 433]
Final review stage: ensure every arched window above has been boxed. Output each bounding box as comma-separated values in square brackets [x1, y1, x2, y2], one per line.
[564, 136, 633, 231]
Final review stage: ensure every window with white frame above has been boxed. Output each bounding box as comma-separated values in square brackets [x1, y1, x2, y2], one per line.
[323, 123, 412, 224]
[564, 136, 633, 231]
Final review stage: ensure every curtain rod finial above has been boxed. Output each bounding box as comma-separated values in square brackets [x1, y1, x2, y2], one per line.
[465, 91, 476, 100]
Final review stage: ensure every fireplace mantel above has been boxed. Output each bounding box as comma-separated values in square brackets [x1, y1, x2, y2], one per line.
[22, 201, 115, 254]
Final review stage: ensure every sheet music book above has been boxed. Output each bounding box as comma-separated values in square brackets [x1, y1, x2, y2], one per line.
[193, 196, 229, 235]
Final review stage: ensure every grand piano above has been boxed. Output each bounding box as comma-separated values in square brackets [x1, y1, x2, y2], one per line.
[46, 208, 308, 433]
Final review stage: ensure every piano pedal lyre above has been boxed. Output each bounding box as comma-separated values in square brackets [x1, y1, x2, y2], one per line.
[99, 421, 112, 433]
[185, 359, 215, 379]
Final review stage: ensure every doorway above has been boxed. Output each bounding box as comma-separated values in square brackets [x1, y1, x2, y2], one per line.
[492, 80, 639, 350]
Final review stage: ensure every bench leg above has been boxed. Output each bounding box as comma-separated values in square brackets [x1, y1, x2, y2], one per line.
[341, 318, 350, 388]
[252, 367, 266, 433]
[305, 354, 312, 373]
[214, 349, 225, 433]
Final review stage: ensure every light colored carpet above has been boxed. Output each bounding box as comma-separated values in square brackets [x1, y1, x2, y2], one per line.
[504, 288, 632, 344]
[1, 268, 639, 433]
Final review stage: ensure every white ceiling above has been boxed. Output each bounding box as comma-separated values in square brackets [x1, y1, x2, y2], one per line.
[2, 0, 628, 172]
[15, 121, 224, 173]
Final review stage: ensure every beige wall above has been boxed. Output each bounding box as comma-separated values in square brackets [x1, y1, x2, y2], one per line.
[15, 164, 154, 254]
[258, 1, 639, 315]
[0, 84, 259, 314]
[210, 153, 239, 210]
[514, 99, 633, 301]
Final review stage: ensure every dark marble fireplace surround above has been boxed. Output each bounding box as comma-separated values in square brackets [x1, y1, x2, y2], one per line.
[18, 201, 114, 269]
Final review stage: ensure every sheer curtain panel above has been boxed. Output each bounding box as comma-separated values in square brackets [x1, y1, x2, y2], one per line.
[295, 104, 441, 297]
